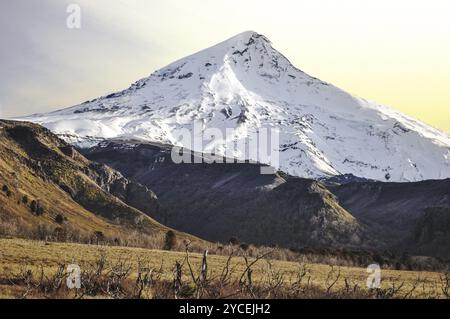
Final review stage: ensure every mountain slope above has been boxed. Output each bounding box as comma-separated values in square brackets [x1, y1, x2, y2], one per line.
[84, 142, 379, 250]
[22, 31, 450, 182]
[409, 207, 450, 258]
[84, 141, 450, 257]
[330, 179, 450, 242]
[0, 120, 196, 245]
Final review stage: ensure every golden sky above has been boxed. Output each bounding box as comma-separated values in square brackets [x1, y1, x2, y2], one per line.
[1, 0, 449, 132]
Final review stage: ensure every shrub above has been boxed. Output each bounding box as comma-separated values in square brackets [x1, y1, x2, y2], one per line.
[55, 214, 65, 225]
[2, 185, 8, 193]
[30, 200, 45, 216]
[54, 227, 67, 242]
[36, 206, 44, 216]
[93, 231, 105, 243]
[228, 237, 239, 246]
[32, 224, 53, 241]
[239, 243, 250, 251]
[164, 230, 177, 251]
[22, 195, 29, 204]
[30, 200, 37, 213]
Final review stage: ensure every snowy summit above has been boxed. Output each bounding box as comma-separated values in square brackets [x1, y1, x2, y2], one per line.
[21, 31, 450, 182]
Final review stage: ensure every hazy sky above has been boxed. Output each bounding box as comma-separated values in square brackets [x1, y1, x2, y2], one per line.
[0, 0, 449, 133]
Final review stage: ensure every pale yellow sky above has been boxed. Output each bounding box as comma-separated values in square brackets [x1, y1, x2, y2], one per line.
[1, 0, 449, 132]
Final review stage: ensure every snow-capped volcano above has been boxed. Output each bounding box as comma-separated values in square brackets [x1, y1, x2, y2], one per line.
[22, 31, 450, 182]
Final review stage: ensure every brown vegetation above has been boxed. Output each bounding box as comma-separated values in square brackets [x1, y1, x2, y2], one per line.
[2, 240, 449, 299]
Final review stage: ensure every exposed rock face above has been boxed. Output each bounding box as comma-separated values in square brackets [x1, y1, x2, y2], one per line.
[59, 145, 77, 159]
[88, 162, 161, 217]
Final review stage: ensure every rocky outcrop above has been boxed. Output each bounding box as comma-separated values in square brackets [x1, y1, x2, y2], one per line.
[88, 162, 161, 218]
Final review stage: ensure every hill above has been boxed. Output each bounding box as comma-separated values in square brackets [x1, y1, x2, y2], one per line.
[0, 120, 198, 247]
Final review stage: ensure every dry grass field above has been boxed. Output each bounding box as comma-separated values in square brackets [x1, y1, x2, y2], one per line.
[0, 238, 449, 299]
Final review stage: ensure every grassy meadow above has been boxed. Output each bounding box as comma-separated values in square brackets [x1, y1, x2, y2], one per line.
[0, 238, 448, 299]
